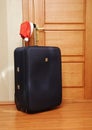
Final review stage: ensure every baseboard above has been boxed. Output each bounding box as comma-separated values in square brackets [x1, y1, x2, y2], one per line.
[0, 101, 15, 105]
[1, 99, 92, 105]
[63, 99, 92, 103]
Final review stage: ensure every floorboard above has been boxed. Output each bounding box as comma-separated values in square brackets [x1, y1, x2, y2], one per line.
[0, 102, 92, 130]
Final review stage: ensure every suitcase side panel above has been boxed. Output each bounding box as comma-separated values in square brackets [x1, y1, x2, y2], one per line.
[14, 47, 28, 112]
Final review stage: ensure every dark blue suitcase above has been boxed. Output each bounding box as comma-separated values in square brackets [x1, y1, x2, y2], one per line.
[14, 46, 62, 113]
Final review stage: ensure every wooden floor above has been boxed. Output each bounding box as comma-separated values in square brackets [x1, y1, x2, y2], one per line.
[0, 102, 92, 130]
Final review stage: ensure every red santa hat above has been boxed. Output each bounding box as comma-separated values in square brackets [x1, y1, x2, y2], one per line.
[20, 21, 34, 42]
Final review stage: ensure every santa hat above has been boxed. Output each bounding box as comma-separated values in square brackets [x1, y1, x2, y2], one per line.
[20, 21, 34, 42]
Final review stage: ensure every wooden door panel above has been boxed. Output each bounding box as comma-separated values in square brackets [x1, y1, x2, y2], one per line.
[62, 63, 84, 87]
[45, 31, 84, 56]
[45, 0, 84, 23]
[63, 88, 84, 100]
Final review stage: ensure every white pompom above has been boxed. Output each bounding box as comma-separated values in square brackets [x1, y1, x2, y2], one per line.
[24, 37, 29, 42]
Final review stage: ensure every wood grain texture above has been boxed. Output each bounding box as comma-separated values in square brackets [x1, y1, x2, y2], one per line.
[44, 24, 85, 31]
[62, 63, 84, 87]
[63, 88, 84, 100]
[62, 56, 84, 63]
[45, 0, 84, 23]
[45, 31, 84, 56]
[0, 103, 92, 130]
[22, 0, 29, 21]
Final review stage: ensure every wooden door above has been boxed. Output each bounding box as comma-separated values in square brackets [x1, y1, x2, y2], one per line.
[22, 0, 92, 101]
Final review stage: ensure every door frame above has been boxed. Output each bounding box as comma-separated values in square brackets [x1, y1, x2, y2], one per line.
[85, 0, 92, 99]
